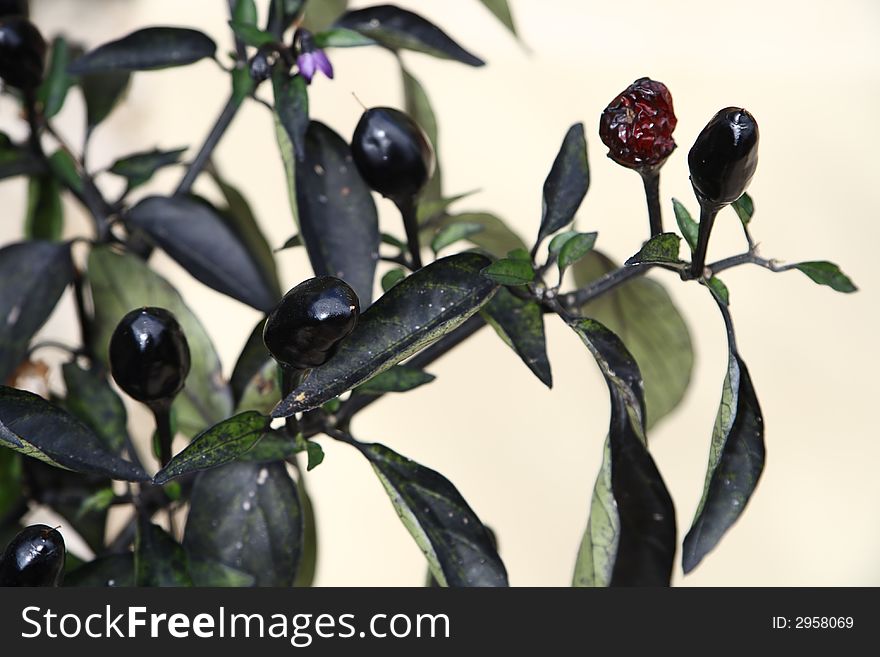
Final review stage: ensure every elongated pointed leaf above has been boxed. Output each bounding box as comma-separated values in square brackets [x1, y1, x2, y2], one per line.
[672, 198, 698, 254]
[108, 147, 186, 190]
[335, 5, 484, 66]
[314, 28, 375, 48]
[184, 461, 303, 587]
[135, 520, 193, 587]
[625, 232, 682, 266]
[0, 240, 74, 383]
[210, 172, 283, 303]
[302, 0, 347, 32]
[38, 36, 76, 119]
[272, 253, 497, 417]
[293, 121, 379, 305]
[481, 287, 551, 387]
[557, 231, 597, 274]
[353, 364, 435, 395]
[402, 64, 441, 202]
[87, 247, 232, 436]
[478, 0, 519, 38]
[423, 212, 526, 259]
[80, 69, 130, 131]
[682, 297, 765, 574]
[481, 257, 534, 286]
[0, 386, 148, 481]
[273, 71, 309, 162]
[574, 250, 693, 428]
[791, 261, 857, 293]
[569, 319, 676, 586]
[69, 27, 217, 74]
[127, 195, 278, 312]
[153, 411, 270, 484]
[431, 222, 483, 254]
[535, 123, 589, 250]
[62, 362, 128, 454]
[24, 175, 63, 241]
[355, 440, 507, 586]
[732, 192, 754, 226]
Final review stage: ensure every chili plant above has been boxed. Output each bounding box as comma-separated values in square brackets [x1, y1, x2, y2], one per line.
[0, 1, 857, 587]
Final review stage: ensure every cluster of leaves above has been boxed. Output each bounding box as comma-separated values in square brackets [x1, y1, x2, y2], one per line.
[0, 0, 856, 587]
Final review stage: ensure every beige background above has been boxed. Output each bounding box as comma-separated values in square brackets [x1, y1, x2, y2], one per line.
[1, 0, 878, 586]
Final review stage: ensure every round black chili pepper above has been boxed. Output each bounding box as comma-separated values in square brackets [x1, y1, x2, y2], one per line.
[263, 276, 360, 371]
[351, 107, 435, 203]
[0, 524, 66, 586]
[688, 107, 759, 207]
[109, 307, 191, 405]
[0, 17, 45, 89]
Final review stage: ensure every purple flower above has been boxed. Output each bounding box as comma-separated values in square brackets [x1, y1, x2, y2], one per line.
[294, 28, 333, 84]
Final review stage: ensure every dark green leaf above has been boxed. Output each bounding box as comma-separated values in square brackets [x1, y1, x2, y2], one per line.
[535, 123, 589, 250]
[381, 268, 406, 292]
[153, 411, 270, 485]
[108, 147, 186, 190]
[672, 198, 699, 255]
[233, 0, 258, 25]
[76, 487, 115, 518]
[313, 27, 374, 48]
[62, 362, 128, 454]
[423, 212, 526, 259]
[302, 0, 348, 33]
[683, 297, 765, 574]
[706, 276, 730, 305]
[273, 71, 309, 162]
[184, 461, 303, 587]
[276, 234, 303, 251]
[24, 175, 63, 241]
[273, 253, 498, 417]
[293, 480, 318, 587]
[478, 0, 519, 38]
[0, 240, 73, 383]
[547, 230, 578, 255]
[230, 318, 269, 405]
[791, 261, 857, 293]
[430, 222, 483, 254]
[625, 232, 681, 266]
[293, 121, 380, 305]
[558, 231, 597, 274]
[381, 232, 407, 250]
[228, 20, 275, 47]
[568, 319, 676, 586]
[481, 257, 534, 286]
[80, 69, 131, 131]
[574, 251, 693, 427]
[235, 430, 301, 463]
[268, 0, 306, 36]
[481, 287, 551, 387]
[0, 136, 45, 180]
[732, 192, 754, 226]
[135, 520, 192, 587]
[38, 36, 76, 119]
[87, 246, 232, 436]
[0, 386, 148, 481]
[235, 359, 281, 416]
[356, 440, 507, 586]
[188, 559, 255, 587]
[334, 5, 484, 66]
[0, 448, 22, 520]
[231, 61, 255, 104]
[126, 195, 278, 312]
[47, 149, 84, 197]
[64, 554, 134, 587]
[69, 27, 217, 74]
[402, 64, 441, 202]
[305, 441, 324, 471]
[210, 170, 283, 302]
[353, 365, 436, 395]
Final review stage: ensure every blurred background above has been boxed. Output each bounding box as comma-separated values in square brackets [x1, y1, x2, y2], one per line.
[1, 0, 878, 586]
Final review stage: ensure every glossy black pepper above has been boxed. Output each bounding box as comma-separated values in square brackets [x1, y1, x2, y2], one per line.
[0, 524, 65, 586]
[351, 107, 435, 202]
[248, 49, 272, 82]
[688, 107, 759, 207]
[263, 276, 360, 370]
[0, 16, 45, 89]
[109, 307, 191, 404]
